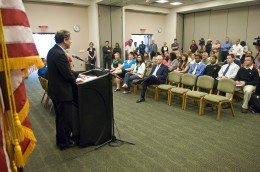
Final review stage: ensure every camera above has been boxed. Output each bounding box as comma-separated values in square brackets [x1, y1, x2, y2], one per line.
[253, 36, 260, 46]
[199, 38, 205, 45]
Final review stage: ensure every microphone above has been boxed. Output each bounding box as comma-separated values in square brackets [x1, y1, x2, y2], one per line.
[72, 55, 81, 60]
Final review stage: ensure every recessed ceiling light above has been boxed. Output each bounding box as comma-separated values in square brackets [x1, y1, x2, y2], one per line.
[170, 2, 183, 5]
[155, 0, 169, 3]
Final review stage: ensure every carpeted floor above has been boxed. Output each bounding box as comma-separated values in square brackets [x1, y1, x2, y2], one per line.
[24, 71, 260, 172]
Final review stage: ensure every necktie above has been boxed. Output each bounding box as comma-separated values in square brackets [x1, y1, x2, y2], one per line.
[153, 65, 160, 76]
[192, 64, 198, 75]
[223, 64, 230, 76]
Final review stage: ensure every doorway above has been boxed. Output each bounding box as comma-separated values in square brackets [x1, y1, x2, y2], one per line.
[131, 34, 153, 53]
[33, 33, 55, 59]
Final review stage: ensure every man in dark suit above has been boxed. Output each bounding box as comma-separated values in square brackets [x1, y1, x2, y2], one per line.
[102, 41, 112, 69]
[203, 55, 221, 89]
[47, 30, 85, 150]
[136, 55, 168, 103]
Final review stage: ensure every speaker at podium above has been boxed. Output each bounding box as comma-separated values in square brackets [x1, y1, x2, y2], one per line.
[72, 69, 113, 146]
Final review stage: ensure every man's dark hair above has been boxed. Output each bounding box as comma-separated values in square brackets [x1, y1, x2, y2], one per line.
[195, 54, 202, 59]
[105, 41, 109, 43]
[128, 52, 134, 56]
[170, 52, 177, 61]
[245, 55, 254, 61]
[54, 30, 70, 44]
[228, 54, 235, 59]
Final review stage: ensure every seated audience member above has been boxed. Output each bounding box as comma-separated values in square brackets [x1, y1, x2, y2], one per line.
[144, 52, 152, 68]
[162, 54, 168, 65]
[201, 51, 210, 65]
[152, 52, 161, 65]
[188, 54, 206, 77]
[174, 53, 190, 73]
[136, 55, 168, 103]
[223, 52, 241, 67]
[203, 55, 221, 89]
[111, 52, 122, 71]
[218, 54, 240, 80]
[168, 52, 179, 72]
[188, 52, 195, 65]
[112, 52, 136, 92]
[212, 40, 221, 60]
[235, 56, 259, 113]
[38, 58, 47, 78]
[122, 54, 146, 94]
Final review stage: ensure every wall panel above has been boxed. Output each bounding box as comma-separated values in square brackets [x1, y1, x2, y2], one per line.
[194, 11, 210, 44]
[183, 13, 195, 52]
[209, 9, 228, 42]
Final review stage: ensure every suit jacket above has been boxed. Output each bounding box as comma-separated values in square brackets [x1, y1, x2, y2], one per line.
[47, 44, 78, 101]
[149, 64, 168, 84]
[188, 62, 206, 77]
[149, 43, 158, 53]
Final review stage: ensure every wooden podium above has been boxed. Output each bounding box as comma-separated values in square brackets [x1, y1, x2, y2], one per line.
[72, 69, 113, 146]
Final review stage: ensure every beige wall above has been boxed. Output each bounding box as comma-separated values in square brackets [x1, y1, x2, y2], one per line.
[182, 5, 260, 56]
[24, 2, 89, 71]
[125, 11, 166, 50]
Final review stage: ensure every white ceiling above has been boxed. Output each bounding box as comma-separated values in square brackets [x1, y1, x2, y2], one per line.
[22, 0, 260, 10]
[97, 0, 215, 9]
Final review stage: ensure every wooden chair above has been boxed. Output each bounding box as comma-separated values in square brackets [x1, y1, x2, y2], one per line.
[155, 72, 182, 102]
[184, 75, 214, 115]
[168, 74, 197, 109]
[201, 78, 236, 121]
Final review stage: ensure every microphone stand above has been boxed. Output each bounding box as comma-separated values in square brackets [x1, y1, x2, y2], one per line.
[72, 55, 122, 79]
[72, 55, 135, 149]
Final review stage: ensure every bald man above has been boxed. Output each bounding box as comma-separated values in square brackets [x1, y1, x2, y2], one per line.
[136, 55, 168, 103]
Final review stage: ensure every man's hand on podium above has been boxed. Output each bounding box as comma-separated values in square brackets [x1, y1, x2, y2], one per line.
[79, 74, 88, 79]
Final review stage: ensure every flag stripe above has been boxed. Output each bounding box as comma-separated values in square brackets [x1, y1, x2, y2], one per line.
[1, 8, 30, 27]
[0, 0, 25, 11]
[11, 70, 23, 92]
[4, 26, 34, 44]
[0, 43, 38, 58]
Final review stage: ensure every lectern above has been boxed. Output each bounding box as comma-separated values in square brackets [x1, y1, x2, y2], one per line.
[72, 69, 113, 146]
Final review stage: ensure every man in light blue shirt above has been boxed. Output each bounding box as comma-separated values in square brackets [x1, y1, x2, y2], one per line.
[221, 37, 232, 62]
[188, 54, 206, 77]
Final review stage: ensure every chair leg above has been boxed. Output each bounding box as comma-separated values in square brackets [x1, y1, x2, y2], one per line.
[230, 102, 235, 117]
[181, 94, 185, 110]
[217, 103, 222, 121]
[199, 98, 203, 115]
[49, 103, 53, 113]
[44, 96, 50, 108]
[201, 100, 205, 115]
[183, 95, 187, 110]
[168, 91, 172, 106]
[41, 92, 46, 103]
[155, 88, 159, 101]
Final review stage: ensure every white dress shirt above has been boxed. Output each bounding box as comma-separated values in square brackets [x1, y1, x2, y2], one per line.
[218, 62, 240, 79]
[230, 44, 243, 59]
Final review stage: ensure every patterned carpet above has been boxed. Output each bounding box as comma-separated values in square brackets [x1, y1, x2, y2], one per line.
[24, 71, 260, 172]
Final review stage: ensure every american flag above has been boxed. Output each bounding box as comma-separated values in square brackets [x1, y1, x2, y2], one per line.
[0, 0, 43, 170]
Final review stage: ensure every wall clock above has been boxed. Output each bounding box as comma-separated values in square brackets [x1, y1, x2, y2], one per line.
[74, 25, 80, 32]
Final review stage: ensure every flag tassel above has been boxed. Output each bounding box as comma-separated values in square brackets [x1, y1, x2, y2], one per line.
[14, 113, 24, 142]
[14, 139, 24, 168]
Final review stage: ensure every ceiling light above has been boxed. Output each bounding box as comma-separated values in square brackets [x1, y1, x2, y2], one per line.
[170, 2, 183, 5]
[155, 0, 169, 3]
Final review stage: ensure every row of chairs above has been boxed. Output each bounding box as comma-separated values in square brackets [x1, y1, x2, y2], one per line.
[132, 71, 237, 121]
